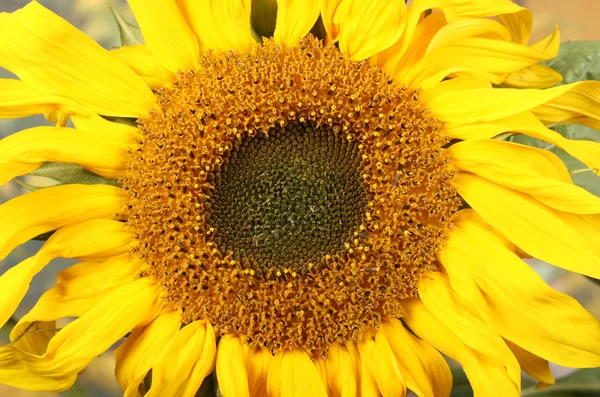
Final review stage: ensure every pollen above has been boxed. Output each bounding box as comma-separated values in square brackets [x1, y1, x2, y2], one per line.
[121, 37, 461, 357]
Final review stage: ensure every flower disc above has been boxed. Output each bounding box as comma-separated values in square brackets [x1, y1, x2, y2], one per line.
[122, 37, 461, 356]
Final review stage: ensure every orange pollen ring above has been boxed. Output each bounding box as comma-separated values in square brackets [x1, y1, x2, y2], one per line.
[121, 37, 461, 356]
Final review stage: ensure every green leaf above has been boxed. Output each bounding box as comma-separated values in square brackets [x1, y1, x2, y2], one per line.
[28, 162, 120, 187]
[521, 368, 600, 397]
[105, 0, 144, 46]
[543, 41, 600, 84]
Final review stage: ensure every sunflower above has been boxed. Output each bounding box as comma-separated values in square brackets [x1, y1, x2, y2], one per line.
[1, 0, 600, 396]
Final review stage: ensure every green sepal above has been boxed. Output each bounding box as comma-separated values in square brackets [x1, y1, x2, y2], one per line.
[102, 115, 139, 128]
[26, 162, 120, 187]
[251, 0, 278, 41]
[105, 0, 144, 46]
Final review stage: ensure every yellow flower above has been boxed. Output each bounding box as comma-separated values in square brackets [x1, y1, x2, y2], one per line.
[1, 0, 600, 396]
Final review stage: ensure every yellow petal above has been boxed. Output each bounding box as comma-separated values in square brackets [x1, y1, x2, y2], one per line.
[273, 0, 321, 48]
[440, 223, 600, 368]
[216, 334, 250, 397]
[446, 111, 600, 172]
[449, 139, 600, 214]
[402, 298, 520, 396]
[498, 9, 532, 45]
[0, 184, 127, 262]
[325, 343, 359, 397]
[505, 340, 555, 390]
[397, 0, 522, 64]
[245, 345, 273, 397]
[418, 272, 521, 387]
[127, 0, 199, 73]
[382, 318, 452, 397]
[20, 278, 162, 378]
[533, 80, 600, 124]
[181, 323, 217, 397]
[358, 329, 406, 397]
[70, 112, 141, 143]
[0, 219, 133, 330]
[322, 0, 406, 60]
[454, 172, 600, 278]
[11, 321, 55, 356]
[0, 2, 155, 117]
[0, 78, 85, 119]
[110, 45, 175, 89]
[426, 18, 512, 53]
[10, 254, 141, 346]
[0, 346, 76, 392]
[313, 357, 330, 394]
[177, 0, 255, 52]
[0, 126, 130, 184]
[267, 349, 328, 397]
[377, 12, 447, 79]
[115, 309, 181, 392]
[503, 64, 563, 89]
[428, 81, 600, 124]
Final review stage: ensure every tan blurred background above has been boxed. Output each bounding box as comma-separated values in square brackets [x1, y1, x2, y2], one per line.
[0, 0, 598, 396]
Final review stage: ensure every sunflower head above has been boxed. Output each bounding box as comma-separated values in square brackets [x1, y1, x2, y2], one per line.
[121, 36, 460, 355]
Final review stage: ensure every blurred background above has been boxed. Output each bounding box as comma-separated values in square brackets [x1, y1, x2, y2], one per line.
[0, 0, 599, 396]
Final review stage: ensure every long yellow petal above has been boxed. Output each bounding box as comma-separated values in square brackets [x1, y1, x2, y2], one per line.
[322, 0, 406, 60]
[267, 349, 328, 397]
[358, 329, 406, 397]
[505, 340, 554, 390]
[11, 321, 55, 356]
[127, 0, 199, 73]
[0, 79, 85, 119]
[382, 318, 452, 397]
[377, 12, 447, 79]
[216, 334, 250, 397]
[245, 345, 273, 397]
[115, 309, 181, 393]
[498, 9, 532, 45]
[402, 299, 520, 396]
[0, 2, 155, 117]
[454, 172, 600, 278]
[426, 18, 512, 53]
[273, 0, 321, 48]
[20, 278, 163, 378]
[110, 45, 175, 89]
[418, 273, 521, 387]
[440, 223, 600, 368]
[396, 0, 522, 63]
[177, 0, 255, 52]
[408, 34, 556, 87]
[503, 64, 563, 89]
[0, 184, 127, 262]
[148, 321, 215, 397]
[0, 346, 76, 392]
[533, 80, 600, 124]
[449, 140, 600, 214]
[10, 255, 141, 347]
[445, 111, 600, 171]
[428, 81, 600, 125]
[0, 126, 130, 184]
[0, 219, 133, 330]
[181, 323, 216, 397]
[428, 81, 600, 124]
[325, 343, 359, 397]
